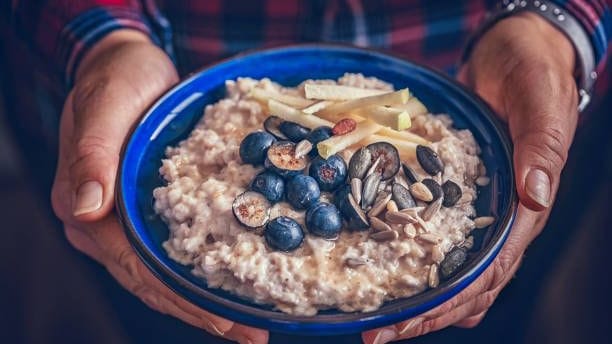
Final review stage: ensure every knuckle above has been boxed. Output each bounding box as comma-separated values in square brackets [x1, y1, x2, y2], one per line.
[69, 136, 118, 180]
[517, 126, 568, 172]
[413, 318, 438, 337]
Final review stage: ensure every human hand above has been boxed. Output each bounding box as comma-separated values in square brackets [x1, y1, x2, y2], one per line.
[51, 30, 268, 344]
[363, 13, 578, 343]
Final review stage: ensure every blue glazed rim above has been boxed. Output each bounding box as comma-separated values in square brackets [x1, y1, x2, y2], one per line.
[116, 44, 517, 335]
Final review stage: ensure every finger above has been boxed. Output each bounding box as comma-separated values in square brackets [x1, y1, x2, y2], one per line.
[224, 323, 270, 344]
[68, 49, 177, 221]
[503, 67, 578, 211]
[82, 215, 237, 334]
[454, 310, 487, 328]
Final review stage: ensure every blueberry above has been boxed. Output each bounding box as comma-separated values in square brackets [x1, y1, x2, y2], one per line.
[264, 216, 304, 251]
[308, 154, 347, 191]
[250, 171, 285, 203]
[239, 131, 276, 165]
[265, 141, 308, 178]
[286, 175, 320, 210]
[305, 126, 333, 157]
[279, 121, 311, 142]
[305, 202, 342, 238]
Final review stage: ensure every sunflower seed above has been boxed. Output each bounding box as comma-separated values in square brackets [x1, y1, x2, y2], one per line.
[409, 182, 434, 202]
[416, 145, 444, 175]
[475, 176, 490, 186]
[400, 206, 425, 218]
[370, 230, 399, 242]
[348, 147, 372, 179]
[418, 232, 442, 244]
[370, 216, 393, 232]
[420, 197, 442, 221]
[421, 178, 443, 202]
[294, 139, 313, 159]
[403, 223, 417, 238]
[350, 178, 363, 205]
[345, 257, 368, 268]
[366, 156, 382, 178]
[401, 163, 419, 184]
[392, 183, 417, 209]
[428, 264, 440, 288]
[462, 236, 474, 250]
[474, 216, 495, 228]
[441, 180, 462, 207]
[431, 244, 444, 263]
[361, 172, 382, 209]
[385, 211, 417, 224]
[367, 192, 392, 217]
[478, 163, 487, 176]
[386, 199, 399, 213]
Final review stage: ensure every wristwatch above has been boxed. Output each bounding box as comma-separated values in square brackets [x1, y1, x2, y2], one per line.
[462, 0, 597, 112]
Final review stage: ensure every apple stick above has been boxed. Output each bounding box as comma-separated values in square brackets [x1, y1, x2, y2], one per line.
[249, 88, 314, 109]
[304, 84, 389, 101]
[315, 89, 410, 120]
[268, 100, 333, 129]
[317, 120, 381, 159]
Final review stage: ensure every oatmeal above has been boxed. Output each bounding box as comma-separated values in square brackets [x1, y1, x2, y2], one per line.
[153, 74, 489, 315]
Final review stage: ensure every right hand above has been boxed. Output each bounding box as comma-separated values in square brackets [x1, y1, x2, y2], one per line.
[51, 29, 269, 344]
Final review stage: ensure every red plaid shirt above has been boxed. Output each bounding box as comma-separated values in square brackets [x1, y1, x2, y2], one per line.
[2, 0, 610, 153]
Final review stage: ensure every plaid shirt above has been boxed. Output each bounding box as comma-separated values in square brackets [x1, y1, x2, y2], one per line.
[2, 0, 610, 158]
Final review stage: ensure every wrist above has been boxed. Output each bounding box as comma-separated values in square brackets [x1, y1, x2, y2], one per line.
[75, 29, 153, 83]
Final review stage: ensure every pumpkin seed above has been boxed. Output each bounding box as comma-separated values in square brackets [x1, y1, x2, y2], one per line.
[441, 180, 462, 207]
[440, 247, 467, 280]
[416, 145, 444, 175]
[401, 163, 419, 184]
[392, 183, 417, 209]
[421, 178, 443, 202]
[348, 147, 372, 179]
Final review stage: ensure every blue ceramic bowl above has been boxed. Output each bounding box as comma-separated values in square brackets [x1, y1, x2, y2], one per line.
[117, 45, 517, 335]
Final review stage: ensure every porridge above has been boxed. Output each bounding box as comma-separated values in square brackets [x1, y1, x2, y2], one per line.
[153, 74, 494, 315]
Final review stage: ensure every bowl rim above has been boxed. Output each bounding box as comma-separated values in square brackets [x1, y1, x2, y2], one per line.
[116, 43, 518, 335]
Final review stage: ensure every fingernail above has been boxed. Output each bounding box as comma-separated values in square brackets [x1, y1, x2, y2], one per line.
[73, 181, 103, 216]
[373, 328, 398, 344]
[525, 168, 550, 208]
[399, 317, 425, 335]
[205, 320, 225, 336]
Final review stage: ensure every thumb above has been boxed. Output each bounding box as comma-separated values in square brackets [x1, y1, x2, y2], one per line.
[505, 77, 578, 211]
[69, 49, 177, 221]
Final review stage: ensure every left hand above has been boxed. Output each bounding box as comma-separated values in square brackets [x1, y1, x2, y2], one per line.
[363, 12, 579, 344]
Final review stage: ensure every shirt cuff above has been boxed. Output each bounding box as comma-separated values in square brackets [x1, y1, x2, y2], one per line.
[57, 6, 161, 89]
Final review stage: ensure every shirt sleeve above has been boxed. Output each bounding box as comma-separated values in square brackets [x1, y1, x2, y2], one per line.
[549, 0, 611, 70]
[12, 1, 162, 88]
